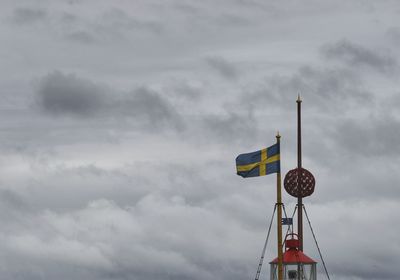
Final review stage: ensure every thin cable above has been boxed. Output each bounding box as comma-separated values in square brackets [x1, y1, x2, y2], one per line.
[254, 204, 277, 280]
[303, 205, 331, 280]
[281, 204, 288, 253]
[284, 205, 297, 238]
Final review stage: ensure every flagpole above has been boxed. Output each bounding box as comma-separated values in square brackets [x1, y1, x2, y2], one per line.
[297, 95, 303, 252]
[276, 132, 284, 280]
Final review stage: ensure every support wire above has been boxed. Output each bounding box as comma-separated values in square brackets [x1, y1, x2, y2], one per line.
[283, 204, 297, 239]
[303, 205, 331, 280]
[254, 204, 277, 280]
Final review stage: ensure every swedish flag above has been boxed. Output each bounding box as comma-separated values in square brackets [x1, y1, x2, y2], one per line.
[236, 143, 280, 178]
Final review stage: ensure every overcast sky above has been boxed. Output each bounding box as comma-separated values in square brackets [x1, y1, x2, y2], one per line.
[0, 0, 400, 279]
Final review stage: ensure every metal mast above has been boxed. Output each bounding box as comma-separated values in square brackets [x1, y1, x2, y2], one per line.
[276, 133, 283, 280]
[296, 95, 303, 251]
[284, 96, 315, 252]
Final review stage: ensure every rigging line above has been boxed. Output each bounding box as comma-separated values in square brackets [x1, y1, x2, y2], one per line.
[282, 204, 289, 246]
[284, 205, 297, 238]
[281, 204, 288, 252]
[254, 204, 277, 280]
[291, 205, 297, 235]
[282, 205, 299, 280]
[303, 205, 331, 280]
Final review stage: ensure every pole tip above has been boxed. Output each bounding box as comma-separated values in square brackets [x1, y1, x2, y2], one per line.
[276, 131, 281, 139]
[297, 93, 302, 103]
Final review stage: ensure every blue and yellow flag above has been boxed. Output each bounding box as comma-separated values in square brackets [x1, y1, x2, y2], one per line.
[236, 143, 280, 178]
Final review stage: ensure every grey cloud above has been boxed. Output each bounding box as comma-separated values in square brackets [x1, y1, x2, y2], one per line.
[60, 12, 78, 23]
[2, 1, 400, 279]
[201, 112, 258, 144]
[0, 190, 32, 226]
[333, 116, 400, 157]
[0, 190, 29, 212]
[37, 71, 104, 116]
[2, 163, 398, 280]
[57, 8, 163, 45]
[167, 80, 204, 101]
[301, 201, 400, 279]
[66, 0, 82, 4]
[205, 56, 238, 79]
[213, 13, 253, 27]
[23, 163, 149, 211]
[173, 2, 202, 15]
[36, 71, 184, 130]
[12, 7, 47, 24]
[119, 87, 184, 130]
[0, 192, 263, 280]
[65, 31, 96, 44]
[244, 65, 372, 114]
[321, 39, 398, 74]
[170, 0, 273, 29]
[386, 27, 400, 45]
[97, 8, 163, 35]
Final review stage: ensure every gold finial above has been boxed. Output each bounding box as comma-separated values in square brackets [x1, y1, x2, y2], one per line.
[297, 93, 302, 103]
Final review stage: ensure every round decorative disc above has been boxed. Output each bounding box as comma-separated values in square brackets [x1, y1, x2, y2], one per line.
[284, 167, 315, 198]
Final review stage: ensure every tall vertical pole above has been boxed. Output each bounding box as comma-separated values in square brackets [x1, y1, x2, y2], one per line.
[276, 133, 283, 280]
[297, 95, 303, 252]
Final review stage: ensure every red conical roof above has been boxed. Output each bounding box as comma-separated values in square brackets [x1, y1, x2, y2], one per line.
[270, 234, 316, 264]
[270, 248, 316, 264]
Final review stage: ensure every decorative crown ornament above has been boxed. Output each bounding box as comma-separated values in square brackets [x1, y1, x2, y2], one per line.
[284, 167, 315, 198]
